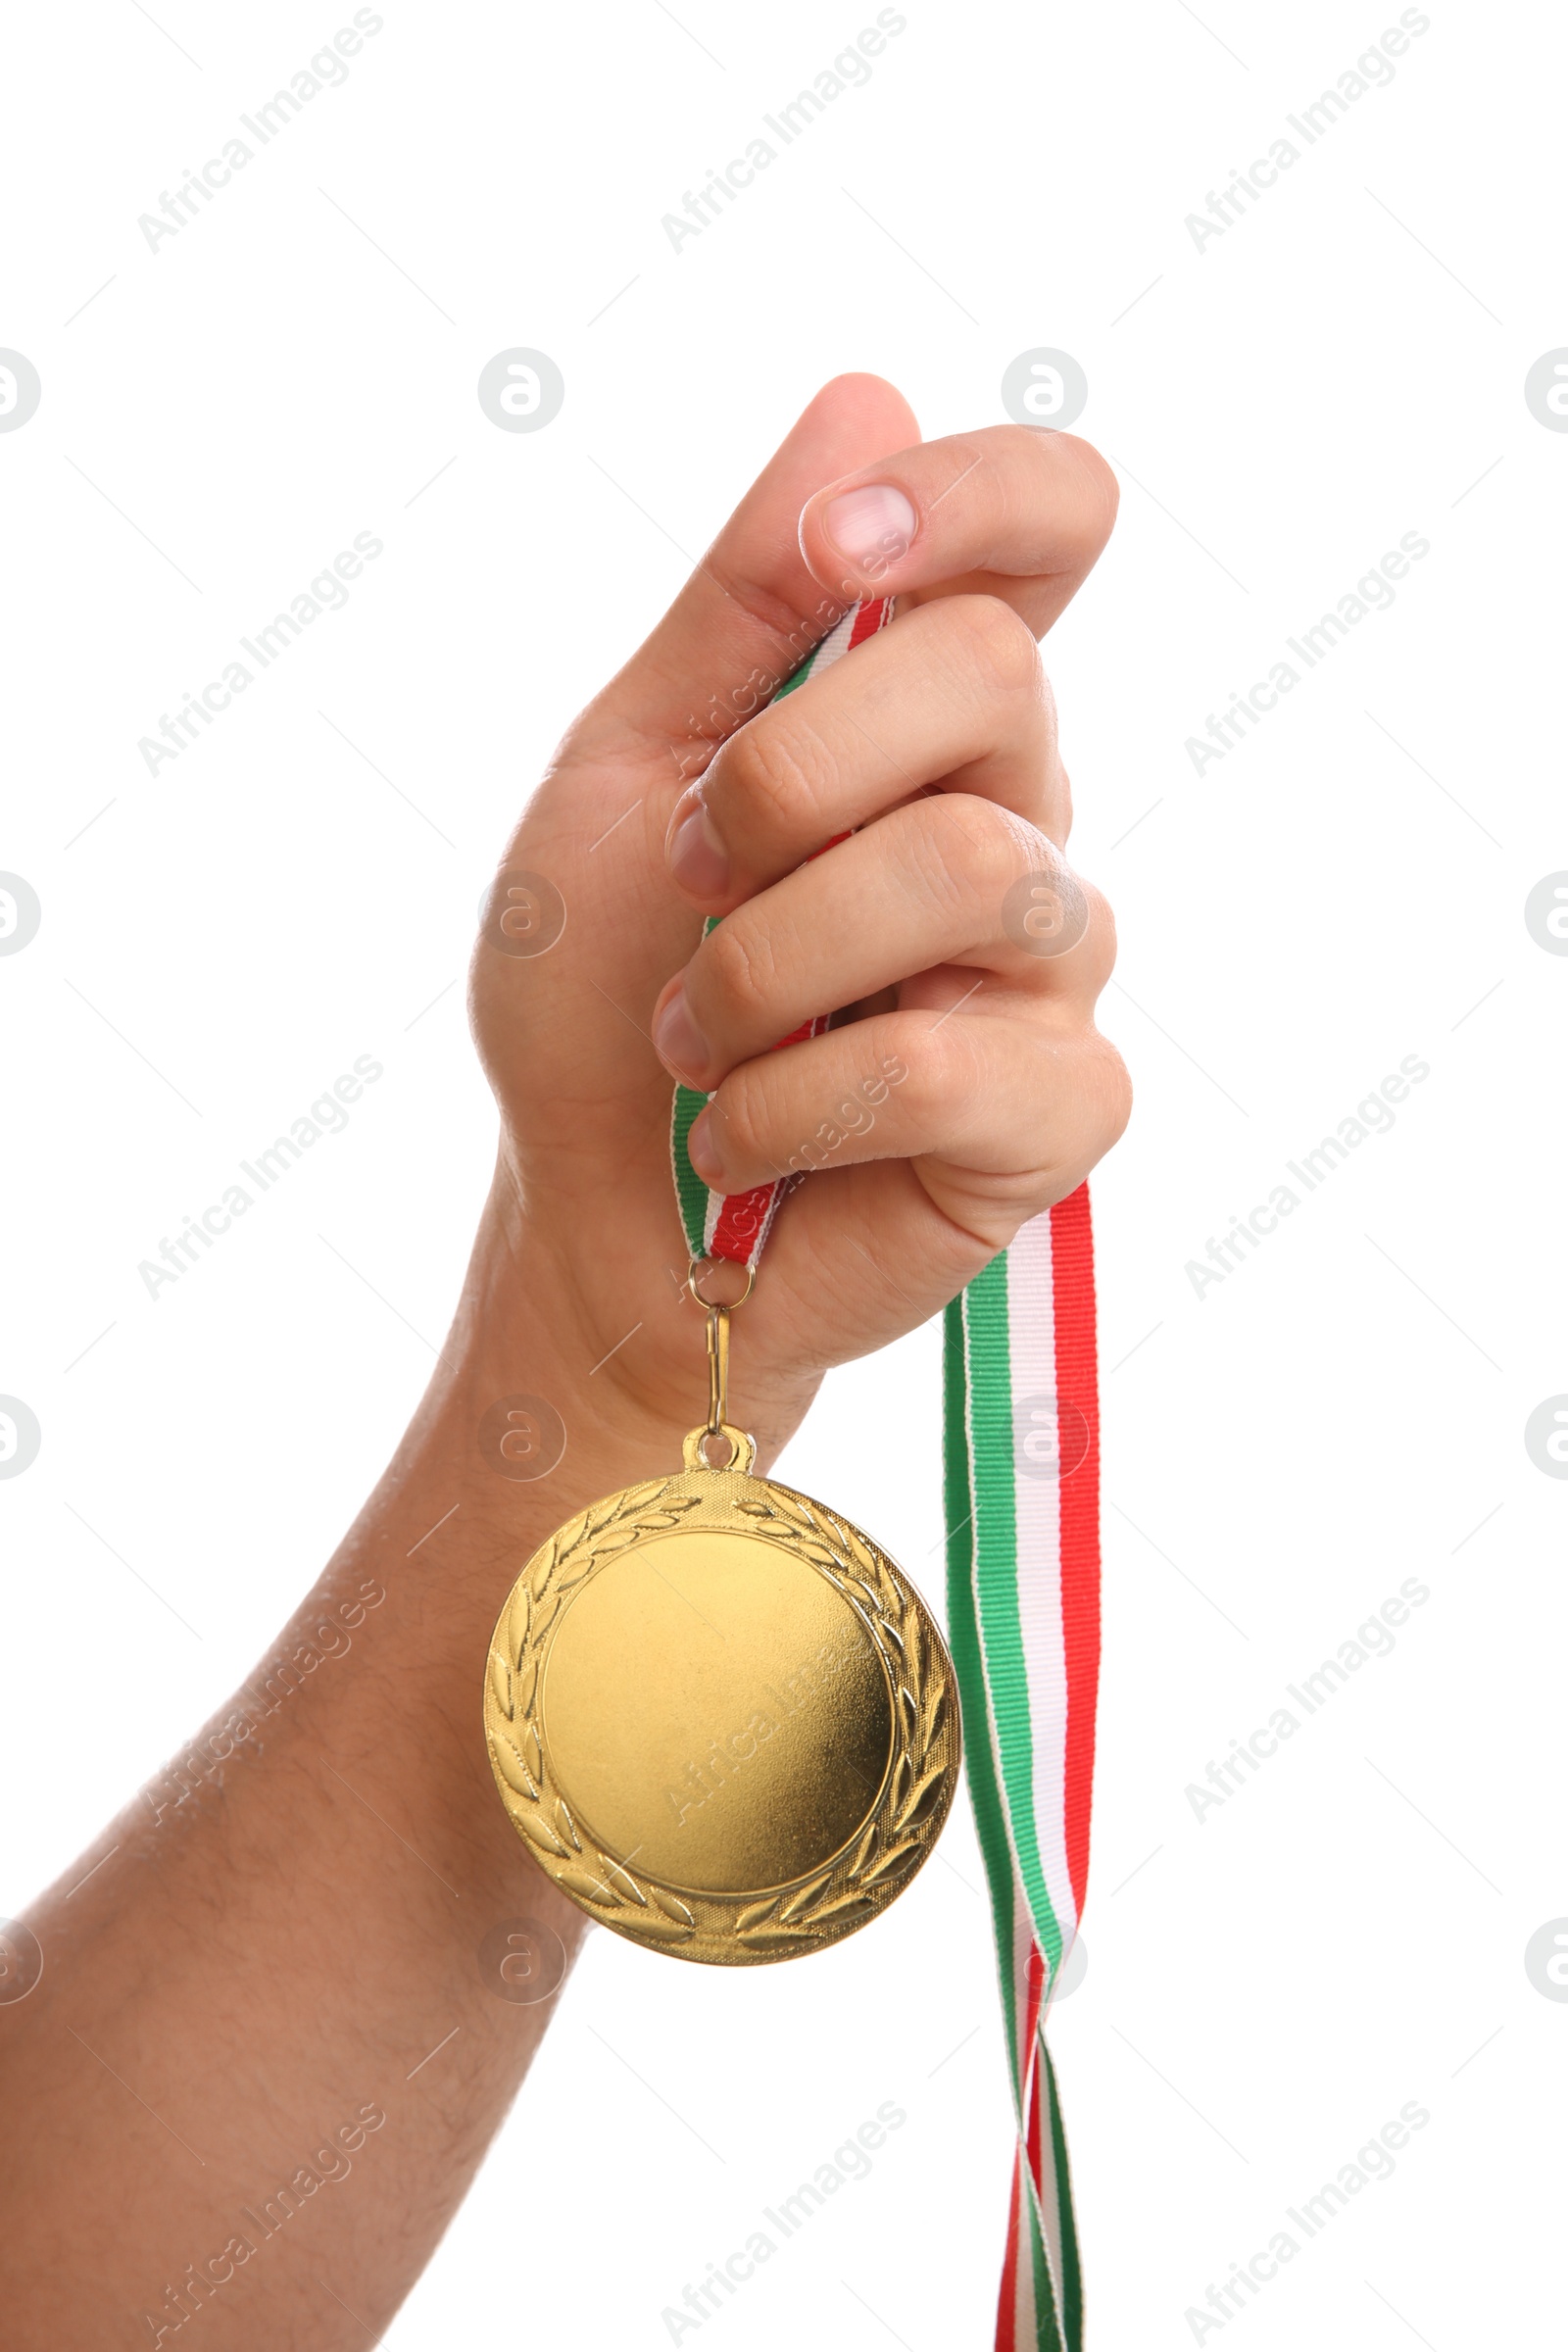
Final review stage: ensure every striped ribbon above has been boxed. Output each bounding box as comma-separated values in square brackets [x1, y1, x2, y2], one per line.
[944, 1199, 1100, 2350]
[671, 598, 896, 1269]
[669, 598, 1101, 2352]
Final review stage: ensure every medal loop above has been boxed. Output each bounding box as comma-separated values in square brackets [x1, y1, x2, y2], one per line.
[679, 1420, 757, 1473]
[686, 1253, 756, 1311]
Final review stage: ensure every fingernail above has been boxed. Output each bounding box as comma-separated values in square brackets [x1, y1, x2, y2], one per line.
[667, 794, 730, 900]
[687, 1107, 723, 1186]
[821, 483, 916, 573]
[653, 985, 709, 1084]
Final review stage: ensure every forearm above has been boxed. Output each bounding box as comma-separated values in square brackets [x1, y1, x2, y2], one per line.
[0, 1174, 709, 2347]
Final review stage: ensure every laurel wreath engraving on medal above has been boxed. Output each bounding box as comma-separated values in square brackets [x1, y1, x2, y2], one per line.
[486, 1480, 706, 1944]
[483, 1470, 960, 1966]
[723, 1485, 953, 1952]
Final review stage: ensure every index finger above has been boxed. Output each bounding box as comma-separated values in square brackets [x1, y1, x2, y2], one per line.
[796, 424, 1118, 638]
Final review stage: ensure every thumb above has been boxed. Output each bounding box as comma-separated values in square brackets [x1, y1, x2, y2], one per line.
[589, 372, 919, 758]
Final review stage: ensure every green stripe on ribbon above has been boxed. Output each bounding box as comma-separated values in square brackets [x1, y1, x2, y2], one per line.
[1028, 2193, 1055, 2348]
[672, 913, 726, 1259]
[770, 645, 819, 702]
[671, 1082, 709, 1257]
[943, 1297, 1023, 2098]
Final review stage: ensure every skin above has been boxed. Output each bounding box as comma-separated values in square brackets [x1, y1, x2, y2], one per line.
[0, 375, 1129, 2345]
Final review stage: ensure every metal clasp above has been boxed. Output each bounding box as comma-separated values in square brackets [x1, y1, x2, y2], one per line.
[678, 1285, 757, 1472]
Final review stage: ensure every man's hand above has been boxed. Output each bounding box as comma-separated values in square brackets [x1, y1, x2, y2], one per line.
[471, 372, 1129, 1461]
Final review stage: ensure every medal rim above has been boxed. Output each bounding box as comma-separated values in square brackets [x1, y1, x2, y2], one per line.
[483, 1457, 961, 1967]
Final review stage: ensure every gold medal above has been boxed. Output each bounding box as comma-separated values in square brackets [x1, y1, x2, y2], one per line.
[483, 1282, 959, 1965]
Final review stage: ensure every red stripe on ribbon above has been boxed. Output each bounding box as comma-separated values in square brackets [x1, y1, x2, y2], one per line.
[1026, 2044, 1044, 2205]
[707, 1186, 774, 1261]
[1050, 1181, 1101, 1922]
[706, 1013, 830, 1264]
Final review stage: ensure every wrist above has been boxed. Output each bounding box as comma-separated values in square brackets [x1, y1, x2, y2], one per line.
[263, 1182, 697, 1889]
[301, 1157, 825, 1735]
[440, 1163, 700, 1476]
[310, 1175, 696, 1646]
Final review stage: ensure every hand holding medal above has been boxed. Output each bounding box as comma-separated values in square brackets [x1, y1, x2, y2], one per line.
[470, 375, 1127, 2346]
[0, 374, 1129, 2352]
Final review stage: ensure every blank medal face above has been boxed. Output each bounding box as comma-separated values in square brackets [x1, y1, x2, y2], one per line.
[540, 1526, 897, 1895]
[484, 1463, 961, 1965]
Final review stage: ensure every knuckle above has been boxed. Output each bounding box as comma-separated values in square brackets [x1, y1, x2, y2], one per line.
[1081, 876, 1116, 940]
[1084, 1033, 1134, 1150]
[1053, 756, 1075, 847]
[947, 593, 1042, 695]
[1077, 876, 1119, 984]
[904, 803, 988, 916]
[701, 910, 778, 1026]
[881, 1021, 960, 1123]
[926, 796, 1041, 902]
[712, 710, 832, 838]
[994, 424, 1118, 564]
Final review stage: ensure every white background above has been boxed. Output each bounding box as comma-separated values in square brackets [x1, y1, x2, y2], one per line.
[2, 1, 1564, 2345]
